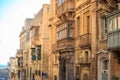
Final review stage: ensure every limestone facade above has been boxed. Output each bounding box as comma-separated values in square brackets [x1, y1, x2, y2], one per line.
[9, 57, 17, 80]
[30, 4, 50, 80]
[9, 0, 120, 80]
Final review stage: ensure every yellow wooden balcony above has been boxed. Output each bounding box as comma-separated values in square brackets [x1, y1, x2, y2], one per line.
[57, 0, 75, 18]
[79, 33, 91, 49]
[56, 37, 74, 51]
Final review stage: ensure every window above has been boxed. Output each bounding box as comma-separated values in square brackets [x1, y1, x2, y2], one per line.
[56, 23, 67, 40]
[100, 15, 107, 39]
[35, 45, 41, 60]
[107, 16, 120, 33]
[87, 16, 90, 32]
[31, 48, 35, 55]
[85, 51, 88, 63]
[102, 16, 107, 33]
[18, 70, 20, 78]
[107, 19, 112, 32]
[68, 24, 73, 37]
[113, 17, 117, 31]
[58, 0, 64, 5]
[102, 60, 108, 70]
[83, 12, 90, 34]
[31, 48, 36, 60]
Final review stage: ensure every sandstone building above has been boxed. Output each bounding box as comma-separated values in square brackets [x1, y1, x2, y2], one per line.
[9, 57, 17, 80]
[9, 0, 120, 80]
[30, 4, 50, 80]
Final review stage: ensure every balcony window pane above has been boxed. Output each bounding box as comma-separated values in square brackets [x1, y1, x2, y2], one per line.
[68, 24, 73, 37]
[113, 17, 117, 31]
[58, 0, 61, 5]
[118, 16, 120, 29]
[58, 0, 64, 5]
[56, 23, 67, 40]
[107, 19, 112, 32]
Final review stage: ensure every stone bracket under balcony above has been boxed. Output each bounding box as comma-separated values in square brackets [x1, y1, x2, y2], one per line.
[98, 0, 120, 11]
[57, 0, 75, 19]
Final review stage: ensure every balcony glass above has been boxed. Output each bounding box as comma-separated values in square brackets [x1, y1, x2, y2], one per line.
[68, 24, 73, 37]
[107, 19, 113, 32]
[107, 10, 120, 49]
[56, 23, 67, 40]
[58, 0, 64, 6]
[113, 17, 117, 31]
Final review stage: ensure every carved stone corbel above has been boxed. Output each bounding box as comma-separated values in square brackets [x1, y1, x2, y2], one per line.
[98, 0, 120, 12]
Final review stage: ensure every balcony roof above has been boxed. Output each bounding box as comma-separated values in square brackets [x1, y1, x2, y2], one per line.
[106, 10, 120, 18]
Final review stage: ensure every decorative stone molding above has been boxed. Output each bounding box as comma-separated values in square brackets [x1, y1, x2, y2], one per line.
[97, 49, 110, 80]
[97, 49, 108, 55]
[98, 0, 120, 12]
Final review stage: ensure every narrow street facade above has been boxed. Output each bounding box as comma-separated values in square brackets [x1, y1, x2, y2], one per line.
[9, 0, 120, 80]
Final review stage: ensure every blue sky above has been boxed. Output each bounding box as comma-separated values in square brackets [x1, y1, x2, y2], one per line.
[0, 0, 50, 65]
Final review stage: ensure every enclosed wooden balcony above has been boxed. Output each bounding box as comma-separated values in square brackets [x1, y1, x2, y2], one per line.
[31, 33, 39, 40]
[30, 26, 40, 45]
[108, 31, 120, 50]
[79, 33, 91, 49]
[57, 0, 75, 18]
[56, 38, 74, 51]
[31, 33, 39, 45]
[107, 10, 120, 50]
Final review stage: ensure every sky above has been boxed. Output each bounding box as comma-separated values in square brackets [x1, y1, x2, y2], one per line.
[0, 0, 50, 65]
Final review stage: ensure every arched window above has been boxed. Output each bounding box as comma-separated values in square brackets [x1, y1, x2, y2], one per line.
[102, 60, 108, 70]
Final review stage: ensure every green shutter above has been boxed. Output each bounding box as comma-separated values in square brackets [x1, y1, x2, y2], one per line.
[36, 45, 41, 60]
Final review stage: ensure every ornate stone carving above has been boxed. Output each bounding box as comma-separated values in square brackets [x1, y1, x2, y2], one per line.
[98, 0, 120, 11]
